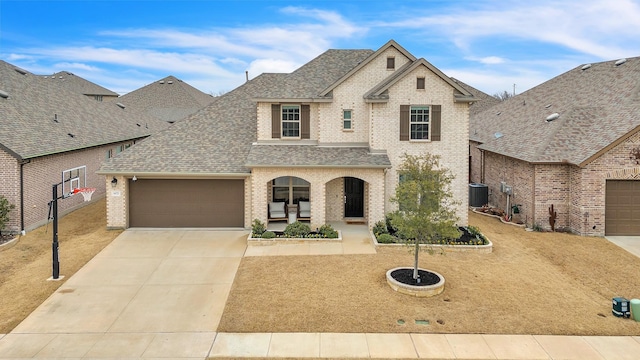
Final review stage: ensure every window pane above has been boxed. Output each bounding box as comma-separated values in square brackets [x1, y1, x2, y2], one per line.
[291, 177, 309, 186]
[343, 119, 352, 129]
[292, 188, 310, 204]
[343, 110, 352, 119]
[272, 187, 289, 203]
[273, 177, 289, 185]
[411, 124, 429, 140]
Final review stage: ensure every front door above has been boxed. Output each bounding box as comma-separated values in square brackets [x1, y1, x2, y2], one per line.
[344, 177, 364, 218]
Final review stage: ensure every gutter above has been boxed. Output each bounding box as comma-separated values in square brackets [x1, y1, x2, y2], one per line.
[95, 171, 251, 178]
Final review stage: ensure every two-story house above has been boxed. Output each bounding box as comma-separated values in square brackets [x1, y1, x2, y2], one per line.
[99, 40, 475, 229]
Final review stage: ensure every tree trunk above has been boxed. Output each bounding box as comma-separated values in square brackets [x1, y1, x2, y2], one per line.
[413, 239, 420, 282]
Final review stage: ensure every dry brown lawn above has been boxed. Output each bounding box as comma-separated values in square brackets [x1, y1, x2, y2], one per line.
[218, 211, 640, 335]
[0, 198, 121, 333]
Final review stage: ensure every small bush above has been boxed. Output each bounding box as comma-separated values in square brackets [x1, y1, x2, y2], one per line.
[377, 233, 397, 244]
[261, 231, 276, 239]
[251, 219, 266, 236]
[319, 224, 339, 238]
[284, 221, 311, 237]
[372, 220, 388, 237]
[465, 225, 487, 243]
[0, 195, 16, 236]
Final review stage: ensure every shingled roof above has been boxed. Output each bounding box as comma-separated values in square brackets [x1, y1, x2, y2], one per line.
[451, 78, 500, 117]
[471, 56, 640, 166]
[0, 60, 169, 160]
[246, 145, 391, 168]
[116, 75, 216, 123]
[99, 49, 378, 176]
[40, 71, 119, 97]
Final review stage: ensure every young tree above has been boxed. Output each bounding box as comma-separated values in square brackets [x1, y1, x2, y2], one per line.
[0, 195, 16, 237]
[390, 153, 460, 282]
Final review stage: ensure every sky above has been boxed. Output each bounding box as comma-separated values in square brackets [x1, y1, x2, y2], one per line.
[1, 0, 639, 96]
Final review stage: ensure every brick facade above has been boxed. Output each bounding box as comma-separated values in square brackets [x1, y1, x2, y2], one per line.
[475, 129, 640, 235]
[0, 141, 140, 234]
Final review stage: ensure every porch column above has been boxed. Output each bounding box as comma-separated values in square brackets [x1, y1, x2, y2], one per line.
[368, 172, 386, 226]
[310, 180, 325, 229]
[251, 172, 269, 226]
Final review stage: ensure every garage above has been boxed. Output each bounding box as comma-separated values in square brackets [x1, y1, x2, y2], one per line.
[129, 179, 244, 227]
[605, 180, 640, 236]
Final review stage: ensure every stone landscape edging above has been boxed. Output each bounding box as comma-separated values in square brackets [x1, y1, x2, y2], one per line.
[247, 230, 342, 245]
[0, 236, 20, 252]
[370, 230, 493, 253]
[471, 207, 527, 228]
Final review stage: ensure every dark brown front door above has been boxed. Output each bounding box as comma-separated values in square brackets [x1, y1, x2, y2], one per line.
[344, 177, 364, 218]
[129, 179, 244, 227]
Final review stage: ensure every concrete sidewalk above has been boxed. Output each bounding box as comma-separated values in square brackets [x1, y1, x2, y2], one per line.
[1, 227, 639, 359]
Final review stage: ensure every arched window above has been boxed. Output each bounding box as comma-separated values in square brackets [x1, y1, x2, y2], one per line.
[272, 176, 309, 205]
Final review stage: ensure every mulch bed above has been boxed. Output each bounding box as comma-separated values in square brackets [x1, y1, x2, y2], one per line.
[390, 268, 441, 286]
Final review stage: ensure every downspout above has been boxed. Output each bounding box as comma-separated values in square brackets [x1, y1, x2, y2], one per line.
[480, 149, 485, 184]
[19, 159, 29, 235]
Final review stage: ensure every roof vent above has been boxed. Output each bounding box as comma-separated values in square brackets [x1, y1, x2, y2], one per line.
[546, 113, 560, 122]
[494, 132, 503, 139]
[496, 111, 502, 116]
[14, 67, 27, 75]
[136, 123, 141, 127]
[615, 58, 627, 66]
[159, 80, 165, 84]
[167, 80, 173, 84]
[67, 133, 75, 138]
[53, 114, 59, 123]
[545, 104, 552, 108]
[0, 90, 8, 99]
[581, 64, 592, 71]
[116, 102, 126, 109]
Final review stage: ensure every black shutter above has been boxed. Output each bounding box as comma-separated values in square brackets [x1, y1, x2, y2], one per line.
[431, 105, 441, 141]
[400, 105, 410, 141]
[271, 104, 281, 138]
[301, 105, 310, 139]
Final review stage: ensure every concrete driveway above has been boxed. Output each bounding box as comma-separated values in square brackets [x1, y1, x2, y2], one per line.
[0, 229, 248, 359]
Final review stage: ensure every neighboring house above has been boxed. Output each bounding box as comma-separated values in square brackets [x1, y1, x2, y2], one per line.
[40, 71, 119, 101]
[115, 75, 216, 123]
[99, 40, 475, 230]
[470, 57, 640, 236]
[0, 60, 169, 234]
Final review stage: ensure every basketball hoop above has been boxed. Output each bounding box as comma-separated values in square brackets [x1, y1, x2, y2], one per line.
[73, 187, 96, 202]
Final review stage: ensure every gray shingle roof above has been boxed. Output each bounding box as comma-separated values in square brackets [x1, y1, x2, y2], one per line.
[246, 145, 391, 168]
[99, 49, 377, 175]
[0, 60, 170, 160]
[471, 57, 640, 166]
[116, 75, 216, 123]
[254, 49, 374, 99]
[40, 71, 119, 97]
[451, 78, 500, 117]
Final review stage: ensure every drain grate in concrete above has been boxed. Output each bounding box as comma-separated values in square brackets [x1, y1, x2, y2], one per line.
[415, 319, 430, 325]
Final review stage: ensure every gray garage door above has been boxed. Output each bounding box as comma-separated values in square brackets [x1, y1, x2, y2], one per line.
[129, 179, 244, 227]
[605, 180, 640, 236]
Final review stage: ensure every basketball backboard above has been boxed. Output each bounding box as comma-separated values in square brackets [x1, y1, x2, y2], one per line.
[61, 165, 87, 198]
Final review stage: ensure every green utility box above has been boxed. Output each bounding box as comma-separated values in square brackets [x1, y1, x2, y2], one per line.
[612, 297, 631, 318]
[631, 299, 640, 322]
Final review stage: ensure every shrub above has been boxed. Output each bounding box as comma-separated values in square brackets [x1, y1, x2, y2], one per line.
[372, 220, 388, 237]
[261, 231, 276, 239]
[251, 219, 266, 237]
[318, 224, 338, 238]
[284, 221, 311, 237]
[0, 195, 16, 236]
[377, 233, 397, 244]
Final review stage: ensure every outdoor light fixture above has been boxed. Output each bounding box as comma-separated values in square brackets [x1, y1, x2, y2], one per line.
[132, 175, 137, 182]
[111, 177, 118, 187]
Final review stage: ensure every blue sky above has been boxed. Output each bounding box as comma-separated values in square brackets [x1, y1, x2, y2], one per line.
[1, 0, 639, 96]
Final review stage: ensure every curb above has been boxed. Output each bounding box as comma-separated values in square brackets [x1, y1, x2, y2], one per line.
[0, 236, 20, 252]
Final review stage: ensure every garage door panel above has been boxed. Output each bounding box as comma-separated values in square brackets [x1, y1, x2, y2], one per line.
[606, 180, 640, 236]
[129, 179, 244, 228]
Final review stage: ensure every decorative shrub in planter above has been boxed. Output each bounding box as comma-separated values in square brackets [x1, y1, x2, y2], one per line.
[248, 220, 341, 243]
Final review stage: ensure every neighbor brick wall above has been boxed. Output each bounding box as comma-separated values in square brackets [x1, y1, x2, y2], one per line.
[469, 141, 483, 184]
[0, 149, 20, 233]
[575, 130, 640, 236]
[533, 164, 571, 231]
[482, 152, 536, 227]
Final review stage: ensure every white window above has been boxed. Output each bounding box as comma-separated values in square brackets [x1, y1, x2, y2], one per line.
[281, 105, 300, 138]
[410, 106, 430, 140]
[343, 110, 352, 130]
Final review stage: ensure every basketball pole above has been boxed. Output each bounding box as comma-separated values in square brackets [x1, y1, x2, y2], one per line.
[51, 183, 62, 280]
